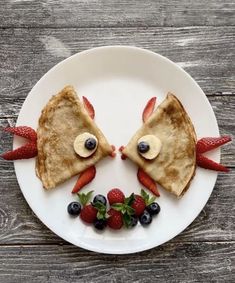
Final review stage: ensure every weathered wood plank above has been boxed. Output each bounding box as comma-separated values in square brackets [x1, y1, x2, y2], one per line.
[0, 0, 234, 28]
[0, 27, 234, 117]
[0, 242, 234, 282]
[0, 115, 234, 244]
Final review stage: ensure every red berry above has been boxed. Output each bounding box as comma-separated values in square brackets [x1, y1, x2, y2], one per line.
[82, 96, 95, 119]
[142, 97, 157, 122]
[196, 136, 231, 154]
[1, 142, 37, 160]
[196, 153, 229, 172]
[80, 204, 97, 223]
[72, 166, 96, 194]
[131, 195, 146, 216]
[107, 208, 123, 229]
[137, 168, 160, 197]
[4, 126, 37, 141]
[107, 188, 125, 205]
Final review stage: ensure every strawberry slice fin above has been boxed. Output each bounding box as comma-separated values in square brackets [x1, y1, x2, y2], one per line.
[72, 166, 96, 194]
[82, 96, 95, 119]
[4, 126, 37, 141]
[137, 168, 160, 197]
[196, 154, 229, 172]
[142, 97, 156, 123]
[1, 142, 37, 160]
[196, 136, 232, 154]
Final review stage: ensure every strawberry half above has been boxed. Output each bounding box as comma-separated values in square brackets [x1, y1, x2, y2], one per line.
[142, 97, 156, 123]
[83, 96, 95, 119]
[72, 166, 96, 193]
[137, 168, 160, 197]
[1, 141, 38, 160]
[4, 126, 37, 141]
[196, 136, 231, 154]
[196, 154, 229, 172]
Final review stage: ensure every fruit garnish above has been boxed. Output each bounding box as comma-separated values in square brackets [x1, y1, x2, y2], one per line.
[85, 137, 97, 150]
[92, 201, 109, 220]
[4, 126, 37, 141]
[82, 96, 95, 119]
[107, 208, 123, 229]
[119, 145, 127, 160]
[73, 133, 98, 158]
[139, 210, 152, 226]
[77, 190, 94, 206]
[196, 153, 229, 172]
[80, 204, 98, 223]
[140, 189, 157, 206]
[142, 97, 156, 123]
[72, 166, 96, 193]
[137, 168, 160, 197]
[196, 136, 231, 154]
[93, 194, 107, 206]
[131, 195, 146, 216]
[1, 141, 38, 160]
[109, 145, 116, 158]
[67, 202, 81, 216]
[146, 202, 161, 216]
[107, 188, 125, 205]
[93, 219, 107, 230]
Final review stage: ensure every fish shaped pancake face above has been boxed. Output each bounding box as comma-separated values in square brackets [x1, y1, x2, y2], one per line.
[36, 86, 112, 189]
[123, 93, 197, 197]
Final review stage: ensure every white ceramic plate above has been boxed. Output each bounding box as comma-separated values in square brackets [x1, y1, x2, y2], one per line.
[14, 46, 219, 254]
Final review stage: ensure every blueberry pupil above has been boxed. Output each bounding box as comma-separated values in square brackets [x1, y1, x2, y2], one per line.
[85, 138, 96, 150]
[138, 141, 150, 153]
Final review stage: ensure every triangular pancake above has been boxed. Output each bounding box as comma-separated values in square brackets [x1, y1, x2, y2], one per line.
[123, 93, 197, 197]
[36, 86, 112, 189]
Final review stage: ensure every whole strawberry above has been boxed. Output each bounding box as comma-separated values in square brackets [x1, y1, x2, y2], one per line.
[107, 208, 123, 229]
[131, 195, 146, 216]
[80, 204, 97, 223]
[107, 188, 125, 205]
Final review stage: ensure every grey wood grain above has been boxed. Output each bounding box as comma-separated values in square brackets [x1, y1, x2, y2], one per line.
[0, 242, 234, 283]
[0, 0, 234, 28]
[0, 27, 234, 117]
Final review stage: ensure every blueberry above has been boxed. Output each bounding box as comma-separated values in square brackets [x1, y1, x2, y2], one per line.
[129, 215, 138, 228]
[93, 194, 107, 206]
[139, 210, 152, 225]
[146, 202, 161, 216]
[67, 202, 81, 216]
[85, 138, 97, 150]
[93, 219, 107, 230]
[137, 141, 150, 153]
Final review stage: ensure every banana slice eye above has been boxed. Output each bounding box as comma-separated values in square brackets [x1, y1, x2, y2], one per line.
[74, 132, 98, 158]
[137, 135, 162, 160]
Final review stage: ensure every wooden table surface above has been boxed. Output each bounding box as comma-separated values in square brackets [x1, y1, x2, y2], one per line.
[0, 1, 234, 282]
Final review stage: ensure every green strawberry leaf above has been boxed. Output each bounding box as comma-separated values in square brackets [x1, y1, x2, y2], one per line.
[123, 213, 131, 228]
[126, 206, 135, 216]
[93, 201, 106, 211]
[77, 190, 94, 206]
[111, 203, 125, 212]
[141, 189, 156, 205]
[97, 211, 106, 220]
[125, 193, 135, 206]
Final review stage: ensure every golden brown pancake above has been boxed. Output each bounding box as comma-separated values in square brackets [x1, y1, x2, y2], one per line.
[123, 93, 197, 197]
[36, 86, 112, 189]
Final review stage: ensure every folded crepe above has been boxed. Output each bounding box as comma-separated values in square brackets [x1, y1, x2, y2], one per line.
[36, 86, 112, 189]
[123, 93, 197, 197]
